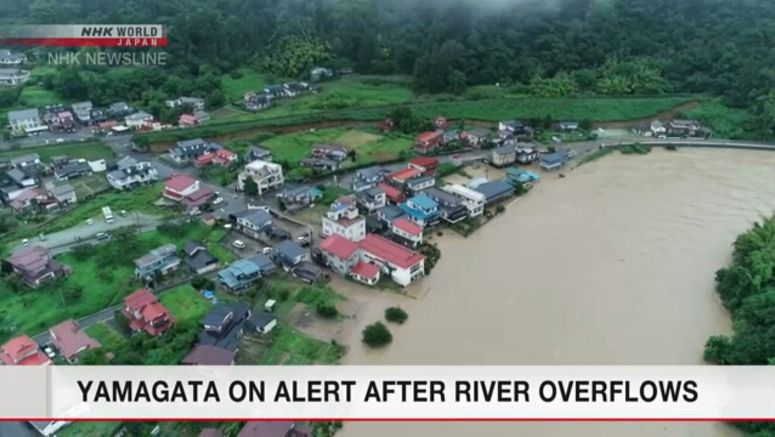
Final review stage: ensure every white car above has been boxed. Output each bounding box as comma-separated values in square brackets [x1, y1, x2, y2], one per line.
[262, 247, 272, 254]
[56, 138, 64, 143]
[43, 346, 56, 359]
[86, 218, 94, 225]
[21, 238, 29, 246]
[212, 197, 224, 205]
[232, 240, 246, 250]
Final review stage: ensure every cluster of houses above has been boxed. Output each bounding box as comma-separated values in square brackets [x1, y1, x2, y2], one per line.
[243, 81, 315, 112]
[300, 144, 349, 172]
[411, 116, 537, 155]
[0, 49, 29, 87]
[647, 119, 710, 138]
[0, 153, 86, 214]
[168, 137, 237, 168]
[165, 96, 210, 127]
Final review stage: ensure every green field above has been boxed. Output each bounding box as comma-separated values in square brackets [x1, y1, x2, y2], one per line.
[221, 68, 270, 101]
[159, 285, 211, 322]
[0, 141, 114, 162]
[686, 99, 753, 139]
[240, 325, 344, 365]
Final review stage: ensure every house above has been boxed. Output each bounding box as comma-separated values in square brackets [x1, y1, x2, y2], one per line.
[165, 96, 205, 111]
[238, 422, 311, 437]
[433, 116, 448, 130]
[415, 130, 444, 154]
[178, 113, 198, 127]
[237, 160, 284, 195]
[232, 208, 273, 239]
[7, 167, 37, 187]
[405, 175, 435, 194]
[49, 319, 100, 363]
[199, 303, 251, 352]
[442, 184, 485, 217]
[352, 166, 386, 192]
[311, 144, 348, 162]
[71, 101, 93, 124]
[0, 49, 25, 65]
[283, 81, 311, 97]
[10, 153, 41, 169]
[194, 110, 210, 124]
[90, 108, 108, 123]
[516, 145, 540, 164]
[54, 159, 92, 181]
[0, 68, 30, 86]
[377, 204, 406, 226]
[246, 146, 272, 162]
[182, 344, 234, 365]
[163, 174, 199, 201]
[350, 261, 381, 285]
[107, 157, 158, 190]
[291, 261, 322, 284]
[559, 121, 580, 131]
[423, 187, 469, 224]
[377, 182, 405, 204]
[391, 217, 423, 247]
[322, 196, 366, 242]
[6, 245, 69, 288]
[50, 183, 77, 206]
[461, 128, 491, 147]
[122, 288, 175, 336]
[181, 187, 215, 211]
[8, 187, 52, 214]
[320, 234, 361, 276]
[310, 66, 333, 82]
[498, 120, 532, 138]
[356, 186, 387, 213]
[359, 234, 425, 286]
[133, 244, 181, 279]
[539, 151, 569, 171]
[442, 129, 460, 144]
[249, 254, 277, 276]
[506, 167, 540, 184]
[244, 92, 272, 111]
[408, 157, 440, 176]
[184, 240, 219, 275]
[8, 108, 42, 134]
[195, 148, 238, 167]
[387, 167, 422, 186]
[169, 138, 210, 164]
[272, 240, 309, 270]
[245, 311, 277, 335]
[473, 180, 515, 205]
[650, 120, 666, 137]
[399, 193, 441, 228]
[300, 157, 340, 172]
[108, 101, 133, 117]
[490, 145, 516, 167]
[0, 336, 51, 366]
[667, 119, 702, 137]
[218, 259, 262, 293]
[276, 185, 322, 211]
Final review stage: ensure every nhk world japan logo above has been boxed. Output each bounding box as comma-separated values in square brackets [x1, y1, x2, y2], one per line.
[0, 24, 167, 47]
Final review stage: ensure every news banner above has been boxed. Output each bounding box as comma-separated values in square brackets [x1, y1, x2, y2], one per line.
[1, 366, 774, 421]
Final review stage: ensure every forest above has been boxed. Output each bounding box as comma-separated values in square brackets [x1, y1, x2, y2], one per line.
[1, 0, 775, 131]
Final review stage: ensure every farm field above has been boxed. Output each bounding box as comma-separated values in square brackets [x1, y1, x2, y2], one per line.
[0, 141, 114, 162]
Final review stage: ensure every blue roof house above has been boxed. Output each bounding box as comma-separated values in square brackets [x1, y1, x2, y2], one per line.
[399, 193, 441, 228]
[506, 167, 540, 184]
[540, 151, 569, 171]
[217, 259, 262, 293]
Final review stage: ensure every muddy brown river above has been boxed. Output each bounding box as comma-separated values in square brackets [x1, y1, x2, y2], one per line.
[336, 148, 775, 436]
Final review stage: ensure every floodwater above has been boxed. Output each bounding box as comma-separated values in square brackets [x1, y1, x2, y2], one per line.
[336, 148, 775, 437]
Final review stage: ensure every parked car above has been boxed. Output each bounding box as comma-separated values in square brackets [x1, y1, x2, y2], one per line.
[86, 218, 94, 225]
[262, 247, 272, 254]
[43, 346, 56, 359]
[232, 240, 246, 250]
[213, 197, 224, 205]
[95, 232, 109, 240]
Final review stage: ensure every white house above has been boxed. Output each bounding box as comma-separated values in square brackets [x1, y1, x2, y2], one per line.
[0, 68, 30, 86]
[390, 217, 423, 248]
[322, 196, 366, 242]
[107, 158, 158, 190]
[124, 111, 154, 129]
[237, 160, 284, 195]
[442, 184, 485, 217]
[7, 108, 42, 133]
[650, 120, 666, 137]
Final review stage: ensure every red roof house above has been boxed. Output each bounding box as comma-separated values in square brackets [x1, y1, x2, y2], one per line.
[49, 319, 101, 363]
[387, 167, 422, 185]
[408, 157, 440, 175]
[179, 114, 198, 127]
[350, 261, 380, 285]
[0, 335, 51, 366]
[163, 174, 199, 201]
[320, 234, 360, 260]
[359, 234, 425, 286]
[195, 149, 238, 167]
[414, 130, 443, 154]
[123, 289, 175, 336]
[377, 182, 405, 204]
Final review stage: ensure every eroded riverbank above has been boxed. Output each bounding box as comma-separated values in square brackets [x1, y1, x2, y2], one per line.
[335, 148, 775, 436]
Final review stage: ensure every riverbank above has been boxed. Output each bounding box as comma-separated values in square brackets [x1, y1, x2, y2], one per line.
[337, 148, 775, 436]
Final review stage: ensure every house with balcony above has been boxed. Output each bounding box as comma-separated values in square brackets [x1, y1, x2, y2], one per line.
[423, 187, 469, 224]
[352, 166, 387, 192]
[133, 244, 181, 279]
[0, 336, 51, 366]
[386, 167, 422, 187]
[246, 146, 272, 163]
[356, 187, 386, 214]
[107, 157, 158, 190]
[232, 208, 273, 239]
[460, 128, 491, 147]
[442, 184, 485, 218]
[169, 138, 210, 165]
[124, 111, 154, 129]
[7, 108, 42, 134]
[71, 101, 93, 124]
[399, 192, 441, 228]
[322, 196, 366, 242]
[237, 159, 284, 195]
[195, 148, 238, 167]
[163, 174, 199, 201]
[6, 245, 70, 288]
[218, 259, 263, 293]
[122, 288, 175, 336]
[405, 174, 435, 194]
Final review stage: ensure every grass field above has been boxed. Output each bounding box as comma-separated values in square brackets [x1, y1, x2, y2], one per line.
[159, 285, 211, 322]
[240, 325, 344, 365]
[221, 68, 270, 102]
[261, 127, 412, 168]
[686, 99, 753, 139]
[85, 323, 126, 351]
[0, 141, 114, 162]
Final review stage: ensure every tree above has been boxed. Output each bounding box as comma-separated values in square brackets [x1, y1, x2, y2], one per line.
[385, 307, 408, 324]
[316, 302, 339, 319]
[191, 276, 215, 291]
[243, 177, 258, 196]
[362, 322, 392, 347]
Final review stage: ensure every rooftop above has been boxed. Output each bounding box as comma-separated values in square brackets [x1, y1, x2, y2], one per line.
[351, 261, 380, 279]
[182, 345, 234, 365]
[165, 174, 198, 192]
[360, 234, 424, 269]
[49, 319, 100, 361]
[392, 218, 423, 236]
[320, 234, 360, 259]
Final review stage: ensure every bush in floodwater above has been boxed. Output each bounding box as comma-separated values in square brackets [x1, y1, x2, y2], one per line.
[385, 307, 408, 324]
[666, 145, 678, 151]
[362, 322, 392, 347]
[619, 144, 652, 155]
[316, 302, 339, 319]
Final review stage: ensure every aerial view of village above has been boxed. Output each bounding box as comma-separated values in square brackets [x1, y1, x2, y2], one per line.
[1, 0, 775, 436]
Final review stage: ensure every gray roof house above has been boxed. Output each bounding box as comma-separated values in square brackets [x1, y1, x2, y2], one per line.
[133, 244, 181, 279]
[54, 160, 92, 181]
[272, 240, 309, 270]
[248, 254, 277, 276]
[184, 240, 219, 275]
[170, 138, 210, 164]
[473, 180, 515, 206]
[232, 209, 273, 238]
[50, 184, 77, 205]
[8, 108, 42, 132]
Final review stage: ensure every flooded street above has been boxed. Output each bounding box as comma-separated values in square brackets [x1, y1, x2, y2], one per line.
[337, 148, 775, 436]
